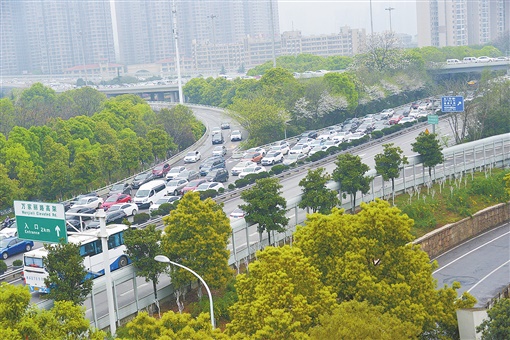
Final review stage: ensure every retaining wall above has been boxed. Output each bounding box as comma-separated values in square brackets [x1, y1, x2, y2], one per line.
[414, 202, 510, 259]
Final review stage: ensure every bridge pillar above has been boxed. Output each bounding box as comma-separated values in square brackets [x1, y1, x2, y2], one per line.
[150, 93, 155, 101]
[157, 92, 165, 101]
[172, 91, 179, 102]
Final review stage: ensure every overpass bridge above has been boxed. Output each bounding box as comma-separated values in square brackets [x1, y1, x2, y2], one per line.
[97, 84, 182, 102]
[430, 59, 510, 75]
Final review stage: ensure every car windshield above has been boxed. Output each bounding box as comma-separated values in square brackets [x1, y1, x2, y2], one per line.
[108, 205, 121, 212]
[111, 184, 124, 190]
[135, 190, 150, 197]
[167, 180, 182, 186]
[156, 198, 170, 204]
[168, 168, 182, 174]
[196, 184, 209, 190]
[0, 239, 12, 248]
[244, 167, 256, 173]
[288, 154, 299, 159]
[188, 180, 202, 186]
[75, 198, 90, 205]
[186, 152, 196, 157]
[105, 195, 119, 202]
[266, 152, 278, 157]
[134, 173, 147, 180]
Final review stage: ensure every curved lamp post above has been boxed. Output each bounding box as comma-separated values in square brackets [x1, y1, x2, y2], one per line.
[154, 255, 215, 329]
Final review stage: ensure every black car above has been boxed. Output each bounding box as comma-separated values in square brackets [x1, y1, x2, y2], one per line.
[300, 130, 318, 139]
[212, 132, 224, 144]
[221, 122, 230, 129]
[108, 182, 132, 195]
[66, 207, 96, 231]
[86, 210, 128, 229]
[132, 172, 154, 189]
[63, 192, 99, 211]
[204, 168, 229, 183]
[199, 158, 226, 176]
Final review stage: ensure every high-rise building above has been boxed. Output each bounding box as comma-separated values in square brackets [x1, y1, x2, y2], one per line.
[417, 0, 509, 47]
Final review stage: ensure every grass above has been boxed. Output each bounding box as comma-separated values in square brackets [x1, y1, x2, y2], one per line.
[393, 168, 510, 237]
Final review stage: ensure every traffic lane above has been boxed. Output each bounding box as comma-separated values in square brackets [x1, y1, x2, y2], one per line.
[432, 223, 510, 307]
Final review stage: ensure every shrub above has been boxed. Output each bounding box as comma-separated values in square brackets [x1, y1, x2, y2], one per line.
[13, 259, 22, 267]
[371, 130, 384, 139]
[327, 146, 339, 154]
[469, 171, 510, 202]
[234, 178, 250, 188]
[401, 198, 438, 231]
[199, 189, 218, 200]
[189, 277, 238, 322]
[0, 260, 6, 273]
[156, 202, 174, 216]
[307, 151, 328, 162]
[218, 187, 225, 194]
[446, 187, 472, 217]
[271, 164, 288, 175]
[133, 212, 150, 225]
[228, 183, 236, 190]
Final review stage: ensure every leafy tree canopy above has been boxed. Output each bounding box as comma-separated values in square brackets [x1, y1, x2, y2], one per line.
[476, 298, 510, 340]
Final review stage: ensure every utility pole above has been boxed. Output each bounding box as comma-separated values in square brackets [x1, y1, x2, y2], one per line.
[269, 0, 276, 67]
[369, 0, 374, 35]
[207, 14, 217, 73]
[172, 0, 183, 104]
[385, 7, 395, 32]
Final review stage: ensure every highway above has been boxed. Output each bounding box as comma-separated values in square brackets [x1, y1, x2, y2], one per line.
[433, 222, 510, 307]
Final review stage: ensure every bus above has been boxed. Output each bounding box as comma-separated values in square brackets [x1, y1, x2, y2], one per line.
[23, 224, 130, 293]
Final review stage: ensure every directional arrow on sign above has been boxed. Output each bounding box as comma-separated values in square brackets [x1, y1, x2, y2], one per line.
[55, 225, 61, 237]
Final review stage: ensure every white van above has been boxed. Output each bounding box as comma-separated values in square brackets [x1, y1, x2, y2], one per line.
[446, 59, 462, 65]
[134, 180, 168, 208]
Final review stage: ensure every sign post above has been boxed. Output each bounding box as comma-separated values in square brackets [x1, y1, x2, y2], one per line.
[14, 201, 67, 243]
[441, 96, 464, 113]
[428, 114, 439, 134]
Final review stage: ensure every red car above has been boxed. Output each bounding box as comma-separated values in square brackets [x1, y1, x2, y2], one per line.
[101, 193, 132, 210]
[388, 115, 403, 125]
[181, 179, 207, 195]
[152, 163, 171, 178]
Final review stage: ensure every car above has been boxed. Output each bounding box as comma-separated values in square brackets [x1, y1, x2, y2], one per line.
[231, 161, 256, 176]
[399, 116, 417, 124]
[332, 131, 349, 143]
[299, 130, 318, 139]
[132, 172, 155, 189]
[108, 182, 132, 196]
[283, 153, 307, 166]
[270, 141, 290, 155]
[324, 139, 341, 149]
[317, 130, 336, 140]
[166, 178, 189, 196]
[0, 221, 18, 238]
[149, 196, 180, 213]
[86, 210, 129, 229]
[184, 151, 201, 163]
[204, 168, 229, 183]
[108, 202, 138, 216]
[308, 145, 328, 155]
[211, 127, 222, 135]
[380, 109, 395, 119]
[238, 166, 267, 179]
[493, 56, 508, 62]
[232, 149, 244, 159]
[356, 123, 374, 134]
[261, 151, 284, 166]
[212, 132, 224, 144]
[101, 193, 132, 211]
[229, 208, 246, 220]
[71, 196, 104, 210]
[476, 56, 492, 63]
[195, 182, 224, 192]
[152, 163, 171, 178]
[249, 147, 266, 156]
[175, 169, 200, 182]
[165, 166, 187, 181]
[212, 145, 227, 157]
[241, 151, 264, 164]
[221, 122, 231, 129]
[199, 158, 226, 176]
[230, 130, 242, 141]
[308, 139, 325, 148]
[289, 143, 310, 155]
[181, 179, 208, 194]
[463, 56, 477, 63]
[0, 237, 34, 259]
[66, 206, 97, 231]
[388, 115, 403, 125]
[347, 132, 366, 142]
[446, 59, 462, 65]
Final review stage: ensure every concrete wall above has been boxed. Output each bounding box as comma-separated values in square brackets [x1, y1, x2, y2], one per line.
[414, 203, 510, 259]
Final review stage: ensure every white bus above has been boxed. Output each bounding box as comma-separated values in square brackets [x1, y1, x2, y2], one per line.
[23, 224, 130, 293]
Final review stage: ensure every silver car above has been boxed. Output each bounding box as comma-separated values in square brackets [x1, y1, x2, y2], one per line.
[166, 178, 189, 196]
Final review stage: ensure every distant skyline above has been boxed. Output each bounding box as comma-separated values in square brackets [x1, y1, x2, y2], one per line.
[278, 0, 417, 37]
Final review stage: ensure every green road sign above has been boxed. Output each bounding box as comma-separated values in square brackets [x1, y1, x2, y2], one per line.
[14, 201, 67, 244]
[428, 115, 439, 125]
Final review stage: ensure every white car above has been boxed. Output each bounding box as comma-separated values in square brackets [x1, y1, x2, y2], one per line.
[229, 208, 246, 220]
[166, 178, 188, 196]
[332, 132, 349, 143]
[308, 145, 328, 155]
[231, 161, 256, 176]
[195, 182, 224, 192]
[347, 132, 365, 142]
[0, 222, 18, 238]
[165, 166, 186, 180]
[380, 109, 395, 119]
[399, 116, 417, 124]
[238, 166, 267, 179]
[212, 145, 227, 157]
[317, 130, 336, 140]
[476, 56, 492, 63]
[184, 151, 201, 163]
[211, 127, 221, 135]
[283, 153, 307, 166]
[289, 143, 310, 155]
[149, 196, 180, 213]
[230, 130, 242, 141]
[324, 140, 341, 149]
[71, 196, 103, 210]
[261, 151, 284, 166]
[108, 202, 138, 216]
[269, 143, 290, 155]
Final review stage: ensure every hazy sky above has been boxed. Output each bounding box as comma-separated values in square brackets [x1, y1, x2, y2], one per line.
[278, 0, 417, 37]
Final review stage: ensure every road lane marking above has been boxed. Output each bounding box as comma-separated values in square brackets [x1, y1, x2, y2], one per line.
[432, 230, 510, 274]
[467, 259, 510, 293]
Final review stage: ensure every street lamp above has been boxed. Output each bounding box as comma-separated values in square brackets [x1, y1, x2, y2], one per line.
[154, 255, 215, 329]
[385, 7, 395, 32]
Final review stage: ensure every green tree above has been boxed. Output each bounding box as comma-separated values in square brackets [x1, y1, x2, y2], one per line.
[476, 298, 510, 340]
[227, 246, 337, 339]
[15, 83, 57, 128]
[228, 97, 289, 147]
[298, 167, 339, 214]
[146, 128, 176, 161]
[0, 164, 19, 209]
[310, 300, 420, 339]
[332, 153, 372, 212]
[44, 242, 93, 305]
[118, 311, 228, 339]
[183, 77, 210, 104]
[160, 192, 232, 308]
[157, 105, 205, 149]
[258, 67, 301, 110]
[71, 150, 101, 192]
[293, 199, 476, 336]
[0, 98, 16, 135]
[124, 225, 167, 309]
[374, 143, 408, 203]
[98, 144, 121, 183]
[412, 131, 444, 179]
[118, 135, 142, 175]
[323, 72, 358, 111]
[240, 177, 289, 245]
[67, 86, 106, 116]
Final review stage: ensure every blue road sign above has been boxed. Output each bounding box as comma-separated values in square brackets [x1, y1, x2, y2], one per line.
[441, 96, 464, 113]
